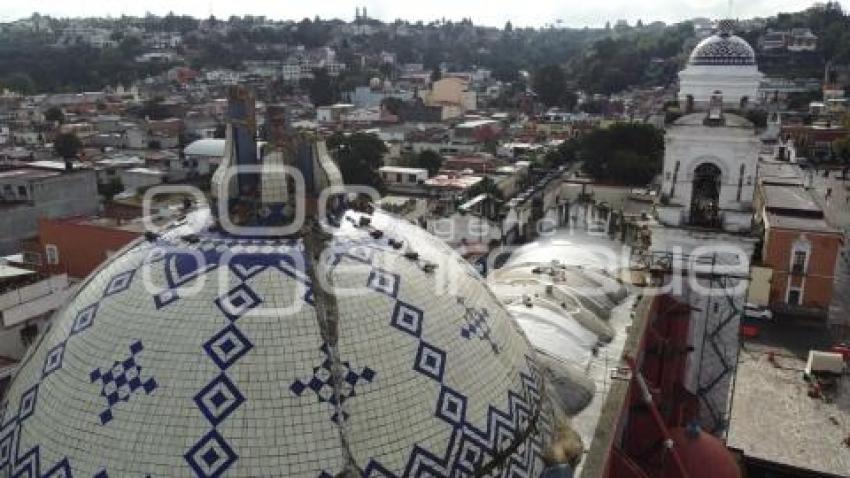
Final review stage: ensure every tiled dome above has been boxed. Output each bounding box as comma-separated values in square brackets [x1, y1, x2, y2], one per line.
[689, 34, 756, 66]
[0, 206, 559, 477]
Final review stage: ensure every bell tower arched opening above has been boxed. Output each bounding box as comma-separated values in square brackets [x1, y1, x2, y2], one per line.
[690, 162, 722, 228]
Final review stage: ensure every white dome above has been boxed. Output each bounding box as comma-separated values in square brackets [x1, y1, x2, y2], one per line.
[0, 207, 559, 476]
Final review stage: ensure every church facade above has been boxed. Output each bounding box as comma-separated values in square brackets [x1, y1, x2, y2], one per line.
[659, 21, 762, 233]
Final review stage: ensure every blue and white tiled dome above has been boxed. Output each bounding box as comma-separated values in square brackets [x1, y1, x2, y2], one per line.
[688, 27, 756, 67]
[0, 206, 561, 477]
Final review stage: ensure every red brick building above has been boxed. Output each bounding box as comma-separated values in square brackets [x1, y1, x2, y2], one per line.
[756, 183, 843, 318]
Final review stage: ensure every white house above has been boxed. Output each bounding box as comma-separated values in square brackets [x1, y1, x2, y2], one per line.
[119, 167, 166, 195]
[379, 166, 428, 194]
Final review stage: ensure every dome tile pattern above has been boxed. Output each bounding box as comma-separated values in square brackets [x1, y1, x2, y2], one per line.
[689, 34, 756, 66]
[0, 209, 555, 477]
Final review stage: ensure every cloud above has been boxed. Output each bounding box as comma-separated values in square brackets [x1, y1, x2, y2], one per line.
[5, 0, 843, 27]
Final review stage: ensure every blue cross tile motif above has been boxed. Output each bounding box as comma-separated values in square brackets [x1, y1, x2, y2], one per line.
[460, 307, 500, 354]
[436, 386, 467, 427]
[185, 429, 237, 478]
[366, 268, 400, 298]
[290, 344, 376, 423]
[153, 289, 180, 309]
[70, 303, 98, 336]
[203, 325, 253, 371]
[390, 301, 423, 338]
[12, 446, 38, 478]
[42, 342, 66, 379]
[414, 341, 446, 383]
[103, 269, 136, 298]
[194, 374, 245, 427]
[214, 283, 262, 321]
[89, 340, 157, 425]
[18, 385, 38, 422]
[42, 458, 72, 478]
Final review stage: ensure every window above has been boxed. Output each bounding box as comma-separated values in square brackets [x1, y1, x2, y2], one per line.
[787, 288, 802, 306]
[408, 174, 417, 183]
[17, 185, 27, 198]
[45, 244, 59, 265]
[792, 250, 807, 274]
[396, 173, 402, 183]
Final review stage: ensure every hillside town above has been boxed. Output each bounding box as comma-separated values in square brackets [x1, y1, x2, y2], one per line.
[0, 3, 848, 478]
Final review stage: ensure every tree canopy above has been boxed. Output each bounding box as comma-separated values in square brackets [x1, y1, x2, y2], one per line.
[306, 68, 337, 107]
[44, 106, 64, 124]
[579, 123, 665, 186]
[415, 150, 443, 176]
[53, 132, 82, 160]
[532, 64, 576, 109]
[326, 132, 387, 191]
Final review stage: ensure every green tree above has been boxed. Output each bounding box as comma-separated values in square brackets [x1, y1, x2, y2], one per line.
[416, 150, 443, 176]
[533, 64, 569, 109]
[44, 106, 64, 124]
[580, 123, 664, 186]
[1, 73, 35, 95]
[468, 176, 504, 200]
[430, 66, 442, 83]
[307, 68, 337, 107]
[53, 132, 82, 160]
[326, 132, 387, 191]
[833, 136, 850, 163]
[98, 176, 125, 201]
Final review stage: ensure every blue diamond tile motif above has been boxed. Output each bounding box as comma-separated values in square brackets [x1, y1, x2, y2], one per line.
[290, 344, 376, 423]
[90, 340, 157, 425]
[436, 386, 467, 426]
[390, 301, 423, 338]
[414, 342, 446, 383]
[214, 283, 262, 321]
[153, 289, 180, 309]
[18, 384, 38, 421]
[103, 269, 135, 297]
[12, 446, 38, 478]
[203, 325, 253, 371]
[42, 458, 72, 478]
[454, 437, 486, 474]
[42, 342, 66, 378]
[0, 422, 17, 468]
[367, 268, 399, 298]
[185, 429, 237, 478]
[194, 374, 245, 427]
[70, 303, 98, 336]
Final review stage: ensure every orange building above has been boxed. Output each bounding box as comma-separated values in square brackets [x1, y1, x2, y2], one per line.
[31, 217, 141, 279]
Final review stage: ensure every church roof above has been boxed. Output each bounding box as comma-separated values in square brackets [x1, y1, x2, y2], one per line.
[0, 206, 558, 476]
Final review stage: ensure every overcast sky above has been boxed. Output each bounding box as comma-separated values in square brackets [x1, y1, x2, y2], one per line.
[2, 1, 844, 28]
